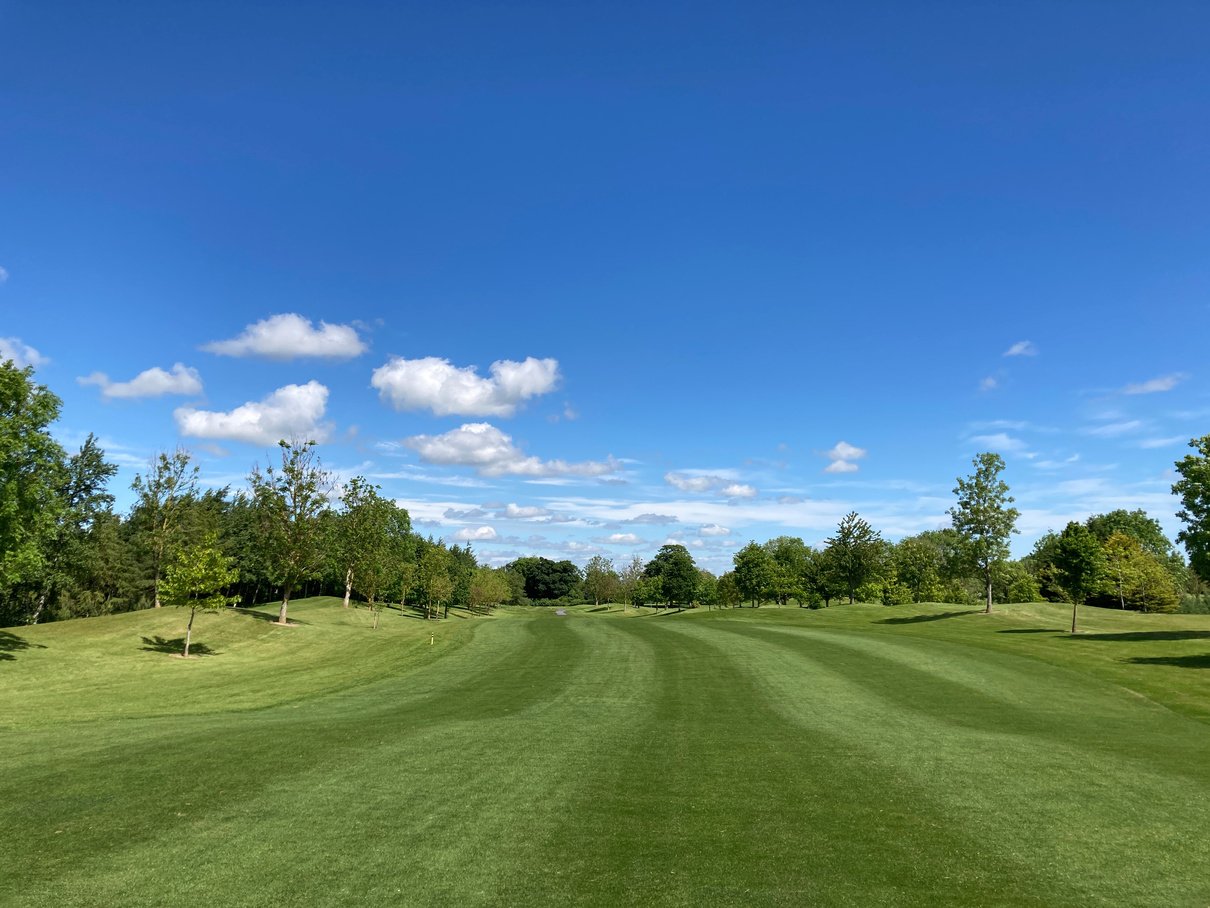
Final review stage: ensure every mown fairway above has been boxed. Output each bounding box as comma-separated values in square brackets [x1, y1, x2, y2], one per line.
[4, 599, 1210, 907]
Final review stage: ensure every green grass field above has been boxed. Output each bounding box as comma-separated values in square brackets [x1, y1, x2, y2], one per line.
[4, 599, 1210, 906]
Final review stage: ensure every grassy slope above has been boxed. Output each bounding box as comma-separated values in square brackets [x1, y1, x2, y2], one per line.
[2, 599, 1210, 906]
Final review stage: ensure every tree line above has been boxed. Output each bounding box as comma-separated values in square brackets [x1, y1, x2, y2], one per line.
[5, 360, 1210, 626]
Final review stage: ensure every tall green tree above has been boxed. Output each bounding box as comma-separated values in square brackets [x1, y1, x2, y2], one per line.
[732, 541, 772, 607]
[1173, 436, 1210, 584]
[131, 448, 199, 609]
[331, 477, 396, 609]
[949, 452, 1020, 613]
[764, 536, 809, 605]
[248, 439, 333, 625]
[1054, 521, 1104, 634]
[0, 362, 67, 624]
[826, 512, 883, 604]
[159, 533, 240, 657]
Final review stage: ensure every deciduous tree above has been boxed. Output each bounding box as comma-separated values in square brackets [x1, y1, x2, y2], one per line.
[733, 541, 772, 607]
[1054, 521, 1104, 634]
[131, 448, 198, 608]
[1173, 436, 1210, 584]
[248, 439, 333, 625]
[949, 453, 1019, 613]
[159, 533, 239, 657]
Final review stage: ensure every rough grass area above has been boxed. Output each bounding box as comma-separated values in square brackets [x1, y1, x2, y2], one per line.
[3, 599, 1210, 906]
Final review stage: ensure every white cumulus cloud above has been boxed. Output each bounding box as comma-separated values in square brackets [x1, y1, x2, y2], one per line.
[371, 355, 559, 417]
[404, 422, 617, 478]
[175, 381, 331, 445]
[823, 440, 867, 474]
[699, 524, 730, 537]
[454, 526, 498, 542]
[607, 533, 641, 544]
[202, 313, 367, 360]
[0, 337, 47, 368]
[79, 363, 203, 400]
[664, 472, 757, 498]
[1003, 340, 1038, 357]
[1122, 373, 1188, 395]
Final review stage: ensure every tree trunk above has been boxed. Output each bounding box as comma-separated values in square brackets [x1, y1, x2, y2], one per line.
[278, 583, 292, 624]
[1071, 599, 1079, 634]
[154, 567, 162, 608]
[30, 592, 47, 625]
[343, 567, 353, 608]
[372, 605, 380, 630]
[184, 606, 196, 657]
[985, 567, 993, 614]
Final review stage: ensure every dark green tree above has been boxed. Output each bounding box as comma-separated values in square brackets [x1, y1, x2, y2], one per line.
[506, 557, 582, 601]
[732, 541, 772, 607]
[1173, 436, 1210, 584]
[949, 452, 1020, 613]
[1054, 521, 1104, 634]
[0, 362, 67, 624]
[825, 512, 883, 604]
[644, 544, 698, 607]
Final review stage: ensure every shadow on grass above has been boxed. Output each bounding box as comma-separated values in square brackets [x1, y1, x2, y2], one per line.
[0, 631, 46, 661]
[1066, 630, 1210, 643]
[1129, 654, 1210, 669]
[998, 628, 1061, 635]
[235, 608, 307, 626]
[878, 610, 977, 625]
[140, 635, 219, 657]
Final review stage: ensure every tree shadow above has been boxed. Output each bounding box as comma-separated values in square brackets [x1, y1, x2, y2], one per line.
[878, 610, 977, 625]
[1066, 630, 1210, 643]
[998, 628, 1061, 634]
[0, 631, 45, 661]
[140, 635, 219, 657]
[1128, 654, 1210, 669]
[235, 608, 307, 626]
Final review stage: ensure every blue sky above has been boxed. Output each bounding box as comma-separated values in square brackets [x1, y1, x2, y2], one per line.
[2, 1, 1208, 571]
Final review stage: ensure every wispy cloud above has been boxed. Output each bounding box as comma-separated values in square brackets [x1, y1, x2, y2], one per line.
[1122, 373, 1188, 395]
[1003, 340, 1038, 357]
[969, 432, 1028, 453]
[979, 376, 999, 392]
[0, 337, 47, 368]
[664, 471, 758, 498]
[79, 363, 203, 400]
[1084, 420, 1143, 438]
[1138, 435, 1186, 449]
